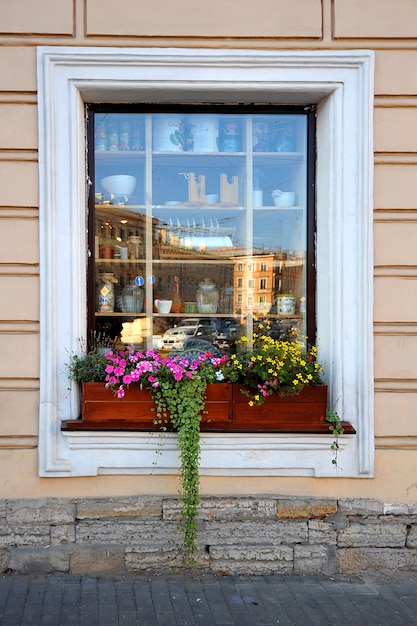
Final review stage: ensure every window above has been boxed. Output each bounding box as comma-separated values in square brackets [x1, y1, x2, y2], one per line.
[260, 262, 268, 272]
[38, 47, 374, 478]
[89, 107, 313, 349]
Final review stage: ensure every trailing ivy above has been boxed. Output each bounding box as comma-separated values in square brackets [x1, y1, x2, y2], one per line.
[326, 407, 345, 468]
[157, 376, 207, 563]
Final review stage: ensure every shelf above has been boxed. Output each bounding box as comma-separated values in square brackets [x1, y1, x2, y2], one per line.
[95, 258, 146, 263]
[95, 312, 146, 317]
[154, 203, 243, 210]
[253, 205, 303, 211]
[95, 150, 303, 160]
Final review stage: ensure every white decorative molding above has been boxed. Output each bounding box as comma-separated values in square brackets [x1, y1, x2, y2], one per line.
[37, 47, 374, 478]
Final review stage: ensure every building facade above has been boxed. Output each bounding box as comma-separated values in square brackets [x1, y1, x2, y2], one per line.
[1, 0, 417, 574]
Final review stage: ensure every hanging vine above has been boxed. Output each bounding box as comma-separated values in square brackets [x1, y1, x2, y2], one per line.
[152, 375, 207, 564]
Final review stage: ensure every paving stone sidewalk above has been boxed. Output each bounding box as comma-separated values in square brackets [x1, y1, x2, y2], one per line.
[0, 571, 416, 626]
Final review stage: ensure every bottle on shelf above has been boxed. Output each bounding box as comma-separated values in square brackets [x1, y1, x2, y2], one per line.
[171, 275, 183, 313]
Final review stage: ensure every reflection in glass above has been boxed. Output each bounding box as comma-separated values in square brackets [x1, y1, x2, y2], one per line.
[91, 111, 310, 354]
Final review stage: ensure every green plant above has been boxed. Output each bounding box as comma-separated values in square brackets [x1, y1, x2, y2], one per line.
[67, 350, 108, 383]
[66, 334, 114, 383]
[326, 406, 345, 468]
[153, 375, 206, 563]
[104, 347, 222, 564]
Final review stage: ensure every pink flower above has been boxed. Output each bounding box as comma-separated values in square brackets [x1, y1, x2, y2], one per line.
[117, 387, 125, 398]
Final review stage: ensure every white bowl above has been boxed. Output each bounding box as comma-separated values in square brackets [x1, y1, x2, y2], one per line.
[273, 191, 295, 207]
[101, 175, 137, 196]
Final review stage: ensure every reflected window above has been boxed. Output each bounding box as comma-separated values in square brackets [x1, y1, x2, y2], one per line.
[88, 107, 315, 351]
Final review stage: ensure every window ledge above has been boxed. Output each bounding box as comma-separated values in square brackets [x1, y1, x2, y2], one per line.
[60, 430, 357, 478]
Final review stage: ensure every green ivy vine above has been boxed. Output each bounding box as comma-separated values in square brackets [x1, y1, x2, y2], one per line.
[326, 406, 345, 468]
[151, 375, 207, 564]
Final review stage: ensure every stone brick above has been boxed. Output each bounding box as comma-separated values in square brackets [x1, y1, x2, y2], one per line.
[294, 545, 337, 575]
[338, 548, 417, 574]
[406, 525, 417, 548]
[200, 520, 308, 546]
[0, 0, 73, 34]
[209, 545, 293, 574]
[0, 104, 38, 151]
[126, 545, 208, 571]
[50, 525, 76, 545]
[163, 497, 276, 521]
[338, 522, 407, 548]
[86, 0, 322, 38]
[76, 497, 162, 520]
[6, 499, 75, 525]
[0, 526, 50, 548]
[376, 228, 417, 282]
[0, 47, 37, 93]
[8, 546, 72, 574]
[76, 520, 176, 545]
[70, 546, 126, 574]
[308, 520, 337, 546]
[374, 108, 417, 155]
[0, 549, 8, 572]
[334, 0, 417, 39]
[384, 503, 412, 515]
[374, 166, 417, 212]
[276, 498, 337, 520]
[376, 51, 417, 96]
[338, 499, 384, 516]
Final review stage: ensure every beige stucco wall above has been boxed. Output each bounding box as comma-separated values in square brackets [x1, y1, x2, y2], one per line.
[1, 0, 417, 502]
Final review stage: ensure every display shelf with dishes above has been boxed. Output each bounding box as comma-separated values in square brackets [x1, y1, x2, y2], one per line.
[89, 109, 312, 354]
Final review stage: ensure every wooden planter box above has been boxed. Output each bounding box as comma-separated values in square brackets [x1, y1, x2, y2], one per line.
[61, 382, 348, 434]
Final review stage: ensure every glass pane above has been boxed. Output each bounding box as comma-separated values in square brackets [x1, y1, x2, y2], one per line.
[90, 110, 310, 355]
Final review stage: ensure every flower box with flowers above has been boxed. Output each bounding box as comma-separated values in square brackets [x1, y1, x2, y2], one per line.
[63, 332, 342, 433]
[72, 379, 233, 431]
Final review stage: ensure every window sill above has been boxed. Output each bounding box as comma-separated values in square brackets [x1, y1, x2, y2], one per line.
[60, 429, 357, 477]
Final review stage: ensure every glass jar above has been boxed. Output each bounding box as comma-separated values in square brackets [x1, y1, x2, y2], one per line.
[219, 285, 234, 314]
[196, 279, 219, 314]
[121, 279, 144, 313]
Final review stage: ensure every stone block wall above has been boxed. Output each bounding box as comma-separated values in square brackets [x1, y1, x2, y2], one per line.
[1, 496, 416, 576]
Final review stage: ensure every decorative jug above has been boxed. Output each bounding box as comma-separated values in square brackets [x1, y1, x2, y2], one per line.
[96, 272, 118, 313]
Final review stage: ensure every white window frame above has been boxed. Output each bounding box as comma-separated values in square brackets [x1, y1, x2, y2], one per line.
[37, 47, 374, 478]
